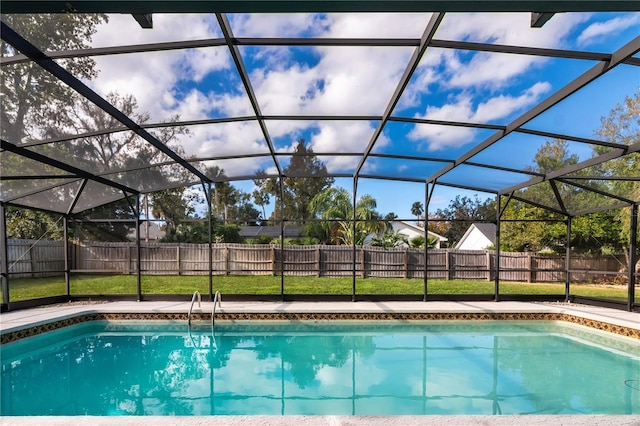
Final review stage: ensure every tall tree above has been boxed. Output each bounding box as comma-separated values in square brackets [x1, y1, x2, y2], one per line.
[500, 139, 582, 252]
[1, 13, 107, 143]
[149, 188, 199, 232]
[502, 96, 639, 257]
[225, 190, 262, 225]
[254, 139, 334, 222]
[592, 93, 639, 270]
[252, 187, 270, 224]
[411, 201, 424, 227]
[528, 139, 579, 174]
[5, 207, 63, 240]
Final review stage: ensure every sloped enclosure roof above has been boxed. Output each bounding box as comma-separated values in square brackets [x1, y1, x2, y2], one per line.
[1, 1, 639, 218]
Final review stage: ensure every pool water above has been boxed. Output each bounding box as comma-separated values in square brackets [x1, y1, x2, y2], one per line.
[1, 321, 638, 416]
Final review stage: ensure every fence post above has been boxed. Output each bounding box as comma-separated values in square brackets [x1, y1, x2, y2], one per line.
[360, 247, 365, 278]
[225, 246, 230, 275]
[176, 244, 181, 275]
[271, 245, 276, 276]
[404, 249, 408, 279]
[315, 246, 320, 277]
[446, 250, 451, 280]
[30, 243, 37, 278]
[486, 252, 491, 281]
[528, 253, 533, 283]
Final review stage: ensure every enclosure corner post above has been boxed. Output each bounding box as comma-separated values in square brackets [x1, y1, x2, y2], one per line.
[628, 204, 637, 312]
[205, 182, 213, 301]
[352, 177, 358, 302]
[565, 216, 572, 303]
[135, 194, 142, 301]
[279, 176, 285, 302]
[0, 202, 9, 308]
[424, 181, 434, 302]
[494, 195, 501, 302]
[63, 215, 70, 297]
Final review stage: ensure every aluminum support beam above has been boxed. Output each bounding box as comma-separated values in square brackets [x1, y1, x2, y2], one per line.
[565, 217, 572, 301]
[216, 13, 283, 176]
[1, 140, 139, 196]
[628, 204, 638, 312]
[427, 35, 640, 185]
[424, 182, 436, 301]
[63, 215, 70, 296]
[279, 178, 285, 300]
[0, 203, 9, 307]
[205, 183, 214, 301]
[135, 194, 142, 301]
[0, 22, 210, 185]
[352, 177, 358, 302]
[132, 13, 153, 28]
[3, 1, 637, 14]
[355, 12, 444, 177]
[502, 140, 640, 195]
[494, 195, 501, 301]
[530, 12, 555, 27]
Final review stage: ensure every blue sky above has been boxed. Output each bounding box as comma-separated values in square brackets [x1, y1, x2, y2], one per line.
[82, 11, 640, 219]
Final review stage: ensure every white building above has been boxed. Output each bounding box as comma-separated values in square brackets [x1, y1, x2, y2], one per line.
[455, 223, 496, 250]
[383, 221, 448, 248]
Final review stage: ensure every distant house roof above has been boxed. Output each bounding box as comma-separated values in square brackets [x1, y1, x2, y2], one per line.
[392, 221, 447, 241]
[381, 220, 447, 248]
[455, 223, 496, 250]
[472, 223, 497, 241]
[131, 222, 165, 241]
[238, 225, 303, 239]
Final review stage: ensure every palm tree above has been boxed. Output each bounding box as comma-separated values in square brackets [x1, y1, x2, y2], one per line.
[411, 201, 424, 226]
[309, 187, 385, 245]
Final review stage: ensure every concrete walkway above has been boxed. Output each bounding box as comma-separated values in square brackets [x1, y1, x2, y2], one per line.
[2, 300, 639, 333]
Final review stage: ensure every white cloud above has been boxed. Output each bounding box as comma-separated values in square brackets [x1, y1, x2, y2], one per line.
[230, 13, 327, 37]
[473, 81, 551, 122]
[437, 12, 589, 48]
[406, 12, 591, 95]
[447, 52, 544, 89]
[92, 14, 221, 47]
[577, 14, 640, 46]
[86, 12, 596, 179]
[90, 15, 229, 121]
[322, 13, 432, 38]
[408, 82, 551, 149]
[310, 121, 387, 172]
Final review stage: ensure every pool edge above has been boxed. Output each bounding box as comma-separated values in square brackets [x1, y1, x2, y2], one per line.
[2, 310, 638, 344]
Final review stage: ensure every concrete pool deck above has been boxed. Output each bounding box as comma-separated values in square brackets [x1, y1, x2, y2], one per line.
[1, 300, 639, 425]
[1, 300, 639, 335]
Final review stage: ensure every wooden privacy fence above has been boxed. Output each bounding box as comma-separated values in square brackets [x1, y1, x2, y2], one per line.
[6, 239, 66, 278]
[5, 240, 624, 282]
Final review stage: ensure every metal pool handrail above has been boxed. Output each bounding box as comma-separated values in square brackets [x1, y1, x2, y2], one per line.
[187, 290, 201, 326]
[212, 290, 221, 328]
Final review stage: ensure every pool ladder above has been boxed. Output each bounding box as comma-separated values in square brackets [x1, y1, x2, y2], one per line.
[212, 290, 221, 327]
[187, 291, 202, 326]
[187, 290, 222, 326]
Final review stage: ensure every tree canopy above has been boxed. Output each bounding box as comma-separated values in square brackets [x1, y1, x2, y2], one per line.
[254, 139, 334, 223]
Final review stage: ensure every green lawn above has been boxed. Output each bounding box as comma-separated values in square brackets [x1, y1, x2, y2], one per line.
[2, 274, 633, 303]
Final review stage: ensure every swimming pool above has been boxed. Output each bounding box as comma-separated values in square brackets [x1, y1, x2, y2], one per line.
[1, 320, 638, 416]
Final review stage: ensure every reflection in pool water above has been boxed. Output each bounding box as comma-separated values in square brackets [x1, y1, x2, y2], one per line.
[1, 321, 638, 416]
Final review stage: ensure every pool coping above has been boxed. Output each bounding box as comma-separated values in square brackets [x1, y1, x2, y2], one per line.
[1, 300, 639, 342]
[2, 415, 640, 426]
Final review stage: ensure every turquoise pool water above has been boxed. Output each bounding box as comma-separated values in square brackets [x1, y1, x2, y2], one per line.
[1, 320, 638, 416]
